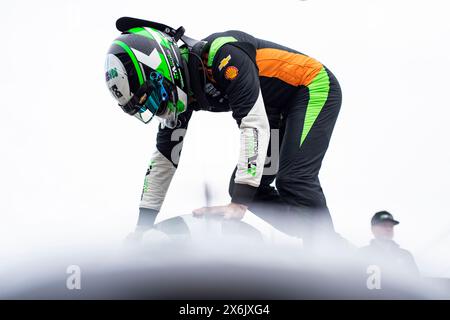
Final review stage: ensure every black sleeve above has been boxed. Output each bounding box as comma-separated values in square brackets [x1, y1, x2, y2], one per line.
[212, 44, 260, 126]
[156, 109, 193, 167]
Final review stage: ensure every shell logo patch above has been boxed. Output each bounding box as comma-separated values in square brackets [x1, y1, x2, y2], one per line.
[224, 66, 239, 80]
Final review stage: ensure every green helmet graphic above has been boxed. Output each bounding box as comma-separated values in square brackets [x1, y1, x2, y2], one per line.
[105, 27, 189, 128]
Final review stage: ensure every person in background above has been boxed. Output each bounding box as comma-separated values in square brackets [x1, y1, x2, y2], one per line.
[359, 211, 420, 276]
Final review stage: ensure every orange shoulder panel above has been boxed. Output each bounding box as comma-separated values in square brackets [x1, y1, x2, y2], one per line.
[256, 48, 323, 86]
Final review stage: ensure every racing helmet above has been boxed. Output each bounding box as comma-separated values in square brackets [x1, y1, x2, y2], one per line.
[105, 27, 189, 128]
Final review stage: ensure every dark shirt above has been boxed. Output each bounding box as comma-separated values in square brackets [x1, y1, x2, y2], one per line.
[359, 239, 420, 277]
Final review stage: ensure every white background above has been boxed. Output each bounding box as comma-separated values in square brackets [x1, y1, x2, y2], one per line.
[0, 0, 449, 276]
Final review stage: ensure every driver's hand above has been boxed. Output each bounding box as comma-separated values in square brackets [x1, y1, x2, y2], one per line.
[193, 202, 247, 220]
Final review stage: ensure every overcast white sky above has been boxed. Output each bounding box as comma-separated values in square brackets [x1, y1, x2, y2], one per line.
[0, 0, 449, 276]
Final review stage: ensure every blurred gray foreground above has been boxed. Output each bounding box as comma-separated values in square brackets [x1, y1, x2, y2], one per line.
[2, 214, 450, 299]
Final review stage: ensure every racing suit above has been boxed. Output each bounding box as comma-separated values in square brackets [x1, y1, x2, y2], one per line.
[138, 30, 342, 241]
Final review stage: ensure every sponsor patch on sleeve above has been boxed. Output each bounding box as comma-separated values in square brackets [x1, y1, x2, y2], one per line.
[224, 66, 239, 80]
[218, 54, 231, 71]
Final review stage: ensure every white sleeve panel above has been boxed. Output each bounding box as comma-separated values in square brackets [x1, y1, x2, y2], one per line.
[234, 91, 270, 187]
[139, 149, 176, 211]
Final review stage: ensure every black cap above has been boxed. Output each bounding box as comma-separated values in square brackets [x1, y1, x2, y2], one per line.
[371, 211, 399, 226]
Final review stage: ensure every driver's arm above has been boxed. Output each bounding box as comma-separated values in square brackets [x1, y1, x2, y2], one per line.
[138, 109, 193, 229]
[212, 44, 270, 206]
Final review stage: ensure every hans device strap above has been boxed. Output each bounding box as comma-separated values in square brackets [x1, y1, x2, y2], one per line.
[116, 17, 198, 48]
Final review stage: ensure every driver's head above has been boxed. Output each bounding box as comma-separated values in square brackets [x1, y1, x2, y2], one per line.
[370, 211, 399, 240]
[104, 27, 189, 128]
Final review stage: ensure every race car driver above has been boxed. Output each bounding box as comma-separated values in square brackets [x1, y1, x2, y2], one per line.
[104, 18, 342, 245]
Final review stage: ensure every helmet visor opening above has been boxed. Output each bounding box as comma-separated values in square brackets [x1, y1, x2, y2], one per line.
[121, 71, 173, 124]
